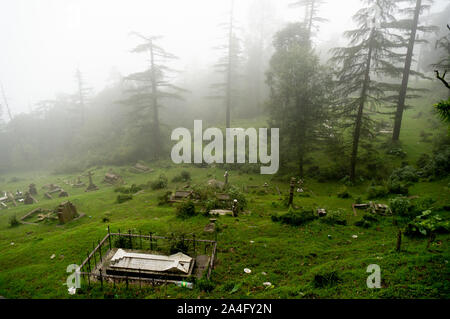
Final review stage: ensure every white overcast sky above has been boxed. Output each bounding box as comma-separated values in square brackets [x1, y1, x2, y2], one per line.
[0, 0, 448, 118]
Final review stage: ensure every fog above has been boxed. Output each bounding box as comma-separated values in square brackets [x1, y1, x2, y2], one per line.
[0, 0, 376, 116]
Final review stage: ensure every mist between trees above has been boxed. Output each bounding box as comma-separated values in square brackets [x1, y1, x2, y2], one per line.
[0, 0, 448, 183]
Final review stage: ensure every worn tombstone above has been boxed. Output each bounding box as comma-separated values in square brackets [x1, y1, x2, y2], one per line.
[56, 201, 79, 224]
[29, 184, 38, 196]
[224, 171, 229, 186]
[133, 163, 152, 173]
[72, 176, 85, 188]
[85, 171, 99, 192]
[103, 172, 122, 185]
[24, 192, 37, 205]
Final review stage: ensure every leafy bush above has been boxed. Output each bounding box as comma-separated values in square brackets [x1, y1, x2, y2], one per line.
[272, 208, 317, 226]
[227, 186, 247, 212]
[114, 236, 132, 249]
[389, 166, 419, 183]
[367, 185, 388, 199]
[169, 238, 189, 255]
[176, 200, 197, 219]
[387, 179, 409, 196]
[389, 197, 411, 217]
[9, 215, 20, 227]
[157, 191, 173, 206]
[320, 210, 347, 226]
[355, 213, 379, 228]
[116, 194, 133, 204]
[197, 278, 215, 292]
[404, 210, 449, 237]
[172, 170, 191, 183]
[151, 174, 168, 190]
[114, 184, 142, 194]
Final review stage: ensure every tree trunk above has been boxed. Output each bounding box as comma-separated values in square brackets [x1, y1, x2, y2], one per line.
[307, 0, 315, 42]
[392, 0, 422, 142]
[350, 30, 374, 182]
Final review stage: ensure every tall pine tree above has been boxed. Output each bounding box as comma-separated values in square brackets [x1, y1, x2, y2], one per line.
[331, 0, 404, 182]
[267, 23, 332, 177]
[123, 33, 186, 159]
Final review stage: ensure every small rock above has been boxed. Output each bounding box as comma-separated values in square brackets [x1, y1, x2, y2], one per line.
[352, 235, 358, 239]
[250, 240, 255, 244]
[10, 242, 14, 246]
[261, 272, 267, 276]
[68, 287, 77, 295]
[244, 268, 251, 274]
[263, 282, 272, 287]
[327, 235, 332, 239]
[50, 254, 56, 259]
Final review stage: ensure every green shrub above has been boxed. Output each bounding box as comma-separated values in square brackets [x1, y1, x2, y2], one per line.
[320, 210, 347, 226]
[176, 200, 197, 219]
[389, 166, 419, 183]
[151, 174, 168, 190]
[114, 184, 142, 194]
[367, 185, 388, 199]
[9, 215, 20, 227]
[169, 238, 189, 254]
[227, 186, 247, 212]
[172, 170, 191, 183]
[387, 179, 409, 196]
[389, 197, 411, 217]
[114, 236, 132, 249]
[197, 278, 215, 292]
[157, 191, 173, 206]
[355, 213, 379, 228]
[116, 194, 133, 204]
[404, 210, 449, 237]
[272, 208, 317, 226]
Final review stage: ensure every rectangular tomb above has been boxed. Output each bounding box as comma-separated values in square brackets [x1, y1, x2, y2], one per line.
[105, 249, 195, 279]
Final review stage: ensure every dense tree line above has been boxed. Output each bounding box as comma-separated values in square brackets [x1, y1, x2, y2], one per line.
[0, 0, 448, 182]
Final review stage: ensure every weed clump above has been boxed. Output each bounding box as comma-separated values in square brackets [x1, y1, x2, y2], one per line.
[176, 200, 197, 219]
[150, 174, 168, 190]
[320, 210, 347, 226]
[355, 213, 379, 228]
[313, 271, 342, 288]
[116, 194, 133, 204]
[196, 278, 215, 292]
[172, 171, 191, 183]
[9, 215, 20, 227]
[367, 185, 388, 199]
[114, 184, 142, 194]
[272, 208, 317, 226]
[404, 210, 449, 237]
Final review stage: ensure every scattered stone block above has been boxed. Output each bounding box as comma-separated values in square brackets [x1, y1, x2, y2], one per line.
[132, 163, 152, 173]
[103, 172, 123, 185]
[44, 192, 53, 200]
[24, 192, 38, 205]
[317, 209, 327, 217]
[56, 201, 79, 224]
[209, 209, 233, 216]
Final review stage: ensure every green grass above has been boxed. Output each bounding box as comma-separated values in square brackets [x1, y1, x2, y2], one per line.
[0, 96, 449, 299]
